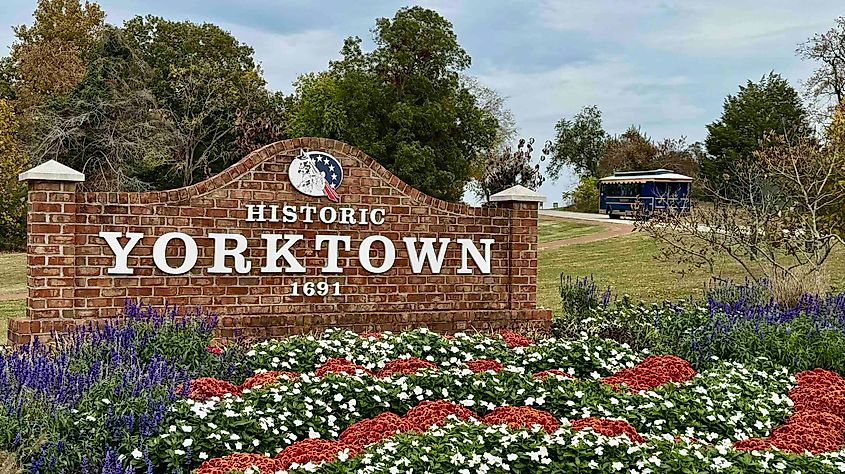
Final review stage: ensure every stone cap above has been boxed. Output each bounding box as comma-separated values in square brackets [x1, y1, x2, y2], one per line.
[489, 185, 545, 203]
[19, 160, 85, 182]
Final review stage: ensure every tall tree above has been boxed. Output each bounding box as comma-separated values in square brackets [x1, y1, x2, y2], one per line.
[9, 0, 105, 109]
[0, 99, 27, 250]
[599, 127, 701, 178]
[702, 73, 810, 190]
[798, 17, 845, 108]
[287, 7, 498, 202]
[27, 27, 172, 191]
[549, 105, 608, 179]
[122, 16, 273, 187]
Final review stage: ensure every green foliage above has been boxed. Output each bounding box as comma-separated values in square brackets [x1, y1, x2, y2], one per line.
[0, 99, 26, 251]
[549, 105, 608, 179]
[27, 26, 171, 191]
[554, 278, 845, 375]
[287, 7, 498, 202]
[702, 72, 810, 190]
[122, 15, 276, 188]
[563, 175, 599, 212]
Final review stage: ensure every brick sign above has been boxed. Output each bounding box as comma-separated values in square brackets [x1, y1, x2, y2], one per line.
[12, 138, 551, 343]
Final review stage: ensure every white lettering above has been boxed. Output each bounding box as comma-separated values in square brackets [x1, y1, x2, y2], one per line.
[319, 206, 337, 224]
[261, 234, 305, 273]
[100, 231, 144, 275]
[208, 233, 251, 274]
[246, 204, 265, 222]
[359, 235, 395, 274]
[370, 208, 385, 225]
[152, 232, 198, 275]
[403, 237, 450, 273]
[457, 238, 494, 274]
[316, 235, 351, 273]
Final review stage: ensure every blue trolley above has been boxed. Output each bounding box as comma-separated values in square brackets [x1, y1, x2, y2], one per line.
[598, 169, 692, 219]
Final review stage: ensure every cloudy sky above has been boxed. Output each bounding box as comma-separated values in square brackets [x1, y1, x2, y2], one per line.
[2, 0, 842, 203]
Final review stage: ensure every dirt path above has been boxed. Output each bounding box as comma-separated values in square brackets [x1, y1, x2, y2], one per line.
[0, 292, 25, 302]
[538, 220, 633, 250]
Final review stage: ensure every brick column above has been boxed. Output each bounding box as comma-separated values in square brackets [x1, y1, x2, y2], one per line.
[10, 161, 84, 344]
[489, 185, 545, 311]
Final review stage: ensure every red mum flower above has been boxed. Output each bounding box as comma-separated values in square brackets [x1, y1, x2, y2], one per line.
[733, 438, 773, 451]
[275, 438, 362, 469]
[403, 400, 477, 432]
[376, 357, 438, 378]
[240, 371, 299, 390]
[499, 330, 534, 348]
[195, 453, 279, 474]
[570, 417, 645, 444]
[339, 412, 411, 447]
[482, 406, 560, 434]
[359, 332, 383, 340]
[602, 355, 696, 392]
[789, 369, 845, 417]
[465, 359, 503, 373]
[315, 358, 374, 377]
[176, 377, 240, 401]
[533, 369, 576, 380]
[206, 346, 223, 355]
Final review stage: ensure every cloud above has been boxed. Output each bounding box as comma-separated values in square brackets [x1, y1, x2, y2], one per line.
[216, 23, 344, 93]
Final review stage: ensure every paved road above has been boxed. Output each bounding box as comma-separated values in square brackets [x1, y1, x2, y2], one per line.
[539, 209, 635, 226]
[538, 209, 635, 250]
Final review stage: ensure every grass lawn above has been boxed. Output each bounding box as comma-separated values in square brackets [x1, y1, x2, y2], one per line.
[0, 253, 25, 298]
[537, 232, 845, 315]
[537, 217, 602, 243]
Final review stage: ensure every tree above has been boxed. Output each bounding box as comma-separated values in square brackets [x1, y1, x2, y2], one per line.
[287, 7, 498, 202]
[122, 16, 273, 187]
[638, 132, 845, 303]
[549, 105, 608, 179]
[9, 0, 105, 109]
[797, 17, 845, 109]
[599, 127, 701, 178]
[474, 138, 548, 202]
[26, 27, 172, 191]
[702, 73, 810, 190]
[0, 99, 27, 251]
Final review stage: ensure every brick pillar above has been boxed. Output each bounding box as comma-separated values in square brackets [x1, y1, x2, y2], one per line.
[10, 161, 84, 344]
[489, 185, 545, 311]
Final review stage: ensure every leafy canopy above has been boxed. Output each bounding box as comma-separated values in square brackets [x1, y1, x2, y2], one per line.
[702, 72, 810, 189]
[549, 105, 608, 179]
[287, 6, 498, 202]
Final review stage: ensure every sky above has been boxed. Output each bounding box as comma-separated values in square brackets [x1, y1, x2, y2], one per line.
[1, 0, 842, 205]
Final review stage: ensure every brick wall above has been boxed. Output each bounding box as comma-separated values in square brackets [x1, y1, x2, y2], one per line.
[10, 138, 551, 343]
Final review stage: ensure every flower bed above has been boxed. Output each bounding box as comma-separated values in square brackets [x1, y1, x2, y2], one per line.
[4, 308, 845, 473]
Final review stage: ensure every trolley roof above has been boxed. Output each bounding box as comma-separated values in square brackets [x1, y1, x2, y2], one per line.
[598, 169, 693, 184]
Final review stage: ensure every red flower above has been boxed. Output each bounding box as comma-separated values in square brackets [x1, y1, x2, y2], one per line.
[789, 369, 845, 417]
[359, 332, 383, 339]
[275, 438, 362, 469]
[206, 346, 222, 355]
[376, 357, 438, 378]
[482, 406, 560, 434]
[533, 369, 576, 380]
[176, 377, 240, 401]
[733, 438, 773, 451]
[499, 330, 534, 348]
[403, 400, 477, 432]
[465, 359, 503, 373]
[602, 355, 696, 392]
[339, 412, 411, 447]
[195, 452, 279, 474]
[240, 371, 299, 390]
[734, 368, 845, 454]
[315, 358, 374, 377]
[570, 417, 645, 444]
